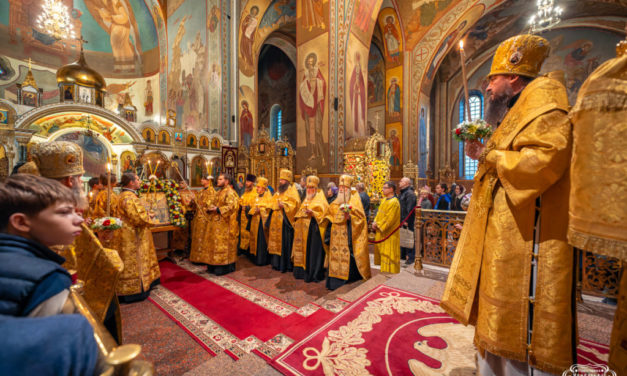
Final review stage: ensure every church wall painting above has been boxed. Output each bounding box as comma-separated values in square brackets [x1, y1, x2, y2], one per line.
[350, 0, 382, 47]
[400, 0, 457, 51]
[345, 44, 368, 141]
[385, 65, 402, 124]
[239, 85, 256, 147]
[377, 7, 402, 68]
[296, 35, 329, 173]
[206, 0, 222, 133]
[297, 0, 329, 45]
[120, 150, 137, 174]
[0, 57, 58, 104]
[386, 122, 402, 173]
[255, 0, 297, 53]
[239, 2, 268, 78]
[368, 43, 385, 107]
[167, 0, 208, 131]
[105, 73, 160, 124]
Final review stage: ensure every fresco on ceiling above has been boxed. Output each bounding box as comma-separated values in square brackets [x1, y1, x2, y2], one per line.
[239, 4, 263, 77]
[368, 44, 385, 107]
[350, 0, 382, 47]
[207, 0, 222, 133]
[386, 122, 402, 173]
[30, 112, 133, 143]
[0, 57, 59, 104]
[0, 0, 158, 76]
[401, 0, 456, 50]
[147, 0, 168, 121]
[346, 47, 368, 141]
[56, 131, 109, 178]
[296, 35, 328, 172]
[167, 1, 207, 131]
[257, 0, 296, 47]
[377, 7, 402, 68]
[386, 65, 402, 124]
[104, 74, 159, 124]
[239, 85, 255, 147]
[297, 0, 329, 45]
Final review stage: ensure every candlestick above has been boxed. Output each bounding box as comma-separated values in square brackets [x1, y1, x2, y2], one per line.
[106, 161, 112, 217]
[459, 40, 472, 122]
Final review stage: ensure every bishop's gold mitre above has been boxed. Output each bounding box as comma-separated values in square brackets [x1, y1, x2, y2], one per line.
[20, 141, 85, 178]
[306, 175, 320, 188]
[256, 177, 269, 188]
[488, 34, 550, 78]
[339, 174, 354, 188]
[279, 168, 293, 182]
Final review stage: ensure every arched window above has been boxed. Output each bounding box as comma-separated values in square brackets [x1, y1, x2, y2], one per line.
[458, 91, 484, 179]
[270, 104, 282, 140]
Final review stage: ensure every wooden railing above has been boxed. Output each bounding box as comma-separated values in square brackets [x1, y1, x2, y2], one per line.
[415, 208, 621, 300]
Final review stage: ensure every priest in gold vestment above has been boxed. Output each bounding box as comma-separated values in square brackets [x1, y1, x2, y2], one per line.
[238, 174, 257, 256]
[324, 175, 371, 290]
[268, 169, 301, 272]
[189, 176, 215, 261]
[568, 39, 627, 374]
[172, 180, 195, 256]
[115, 172, 161, 303]
[292, 175, 328, 282]
[19, 141, 124, 341]
[441, 35, 575, 375]
[373, 181, 400, 274]
[91, 174, 119, 248]
[197, 173, 240, 275]
[247, 177, 274, 266]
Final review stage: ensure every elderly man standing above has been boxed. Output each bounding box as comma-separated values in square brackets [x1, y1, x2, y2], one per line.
[248, 177, 274, 266]
[441, 34, 574, 375]
[398, 177, 416, 264]
[238, 174, 257, 256]
[268, 169, 301, 272]
[324, 175, 371, 290]
[355, 182, 370, 220]
[203, 173, 240, 275]
[293, 175, 329, 282]
[19, 141, 123, 341]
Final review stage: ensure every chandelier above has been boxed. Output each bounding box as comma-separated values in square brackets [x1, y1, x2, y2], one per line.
[36, 0, 75, 41]
[528, 0, 563, 34]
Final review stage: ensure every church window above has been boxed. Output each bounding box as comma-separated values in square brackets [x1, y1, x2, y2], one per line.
[271, 104, 282, 140]
[459, 91, 483, 179]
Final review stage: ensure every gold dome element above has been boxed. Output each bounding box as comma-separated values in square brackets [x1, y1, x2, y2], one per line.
[22, 58, 38, 89]
[56, 48, 106, 90]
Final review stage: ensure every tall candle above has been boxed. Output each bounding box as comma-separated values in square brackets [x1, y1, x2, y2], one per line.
[459, 40, 472, 122]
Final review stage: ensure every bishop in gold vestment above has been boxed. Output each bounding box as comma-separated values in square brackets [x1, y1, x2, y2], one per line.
[569, 41, 627, 374]
[189, 176, 215, 262]
[373, 181, 400, 274]
[268, 169, 301, 272]
[198, 174, 240, 275]
[441, 35, 575, 374]
[292, 176, 328, 282]
[324, 175, 371, 290]
[115, 173, 161, 302]
[238, 174, 257, 255]
[248, 177, 274, 266]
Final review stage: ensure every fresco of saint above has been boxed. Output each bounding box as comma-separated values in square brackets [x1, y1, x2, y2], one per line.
[299, 53, 326, 166]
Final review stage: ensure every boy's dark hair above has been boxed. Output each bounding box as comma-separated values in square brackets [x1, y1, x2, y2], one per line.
[384, 181, 397, 191]
[0, 174, 76, 231]
[88, 177, 100, 189]
[99, 173, 117, 186]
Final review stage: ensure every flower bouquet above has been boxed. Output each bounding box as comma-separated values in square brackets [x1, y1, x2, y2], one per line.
[452, 119, 493, 142]
[91, 217, 123, 243]
[339, 203, 353, 214]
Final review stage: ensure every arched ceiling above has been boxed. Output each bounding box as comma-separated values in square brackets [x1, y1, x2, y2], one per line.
[0, 0, 163, 77]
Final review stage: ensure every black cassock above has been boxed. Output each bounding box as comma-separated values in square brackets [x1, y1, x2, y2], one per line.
[293, 218, 326, 283]
[324, 221, 361, 291]
[268, 209, 294, 273]
[246, 212, 270, 266]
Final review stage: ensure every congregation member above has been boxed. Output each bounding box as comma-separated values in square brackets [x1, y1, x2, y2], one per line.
[398, 177, 417, 264]
[373, 181, 401, 273]
[200, 173, 240, 275]
[189, 175, 215, 261]
[355, 182, 370, 220]
[17, 141, 122, 340]
[442, 34, 575, 374]
[91, 173, 118, 221]
[268, 169, 301, 272]
[292, 175, 329, 282]
[326, 181, 338, 203]
[86, 176, 102, 217]
[324, 175, 371, 290]
[238, 174, 257, 256]
[417, 188, 433, 209]
[451, 184, 466, 211]
[115, 172, 161, 303]
[434, 183, 451, 210]
[248, 177, 274, 266]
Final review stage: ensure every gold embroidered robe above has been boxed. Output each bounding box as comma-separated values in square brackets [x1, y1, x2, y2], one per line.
[189, 186, 215, 260]
[325, 193, 371, 281]
[52, 224, 123, 323]
[292, 190, 328, 269]
[91, 190, 119, 219]
[441, 76, 574, 374]
[238, 189, 257, 251]
[568, 53, 627, 373]
[172, 189, 195, 251]
[248, 190, 274, 256]
[114, 190, 160, 296]
[193, 187, 239, 265]
[268, 185, 301, 256]
[374, 197, 400, 274]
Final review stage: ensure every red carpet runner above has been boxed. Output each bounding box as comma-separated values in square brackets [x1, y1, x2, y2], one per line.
[272, 285, 610, 375]
[148, 261, 337, 359]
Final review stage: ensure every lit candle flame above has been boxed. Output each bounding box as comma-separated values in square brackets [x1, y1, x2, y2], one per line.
[107, 162, 111, 172]
[459, 40, 464, 50]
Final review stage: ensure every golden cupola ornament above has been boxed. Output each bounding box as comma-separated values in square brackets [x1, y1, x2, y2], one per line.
[56, 37, 106, 107]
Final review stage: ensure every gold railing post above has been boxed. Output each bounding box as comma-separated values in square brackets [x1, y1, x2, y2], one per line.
[414, 207, 423, 272]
